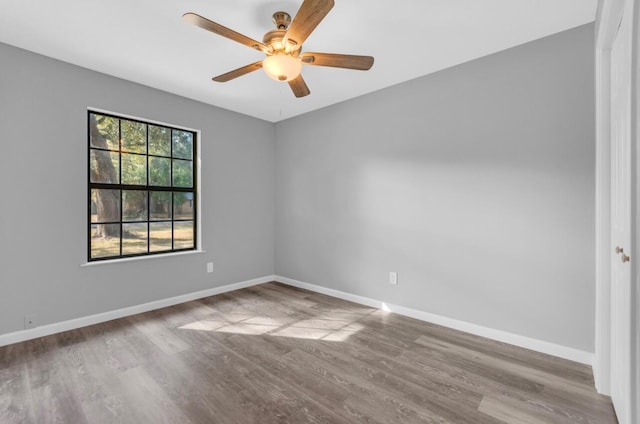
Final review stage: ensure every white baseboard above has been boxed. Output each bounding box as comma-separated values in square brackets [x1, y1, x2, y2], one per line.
[275, 275, 594, 365]
[0, 275, 276, 348]
[1, 274, 595, 366]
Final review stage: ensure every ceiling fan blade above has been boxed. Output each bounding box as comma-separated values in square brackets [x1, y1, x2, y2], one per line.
[212, 61, 263, 82]
[288, 74, 311, 98]
[183, 13, 269, 53]
[283, 0, 335, 47]
[300, 53, 374, 70]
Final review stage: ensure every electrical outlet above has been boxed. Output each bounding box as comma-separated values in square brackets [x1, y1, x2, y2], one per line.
[207, 262, 214, 273]
[389, 272, 398, 285]
[24, 314, 37, 329]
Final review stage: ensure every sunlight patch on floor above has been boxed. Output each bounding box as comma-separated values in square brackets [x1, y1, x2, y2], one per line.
[178, 320, 227, 331]
[215, 323, 280, 335]
[178, 308, 372, 341]
[271, 326, 333, 339]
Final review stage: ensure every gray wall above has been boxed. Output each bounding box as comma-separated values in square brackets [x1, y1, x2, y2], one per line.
[0, 23, 596, 352]
[275, 24, 595, 351]
[0, 42, 275, 336]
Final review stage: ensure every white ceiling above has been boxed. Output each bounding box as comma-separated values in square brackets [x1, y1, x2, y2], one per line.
[0, 1, 596, 122]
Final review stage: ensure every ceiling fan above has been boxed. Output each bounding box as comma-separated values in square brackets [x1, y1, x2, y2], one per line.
[182, 0, 374, 98]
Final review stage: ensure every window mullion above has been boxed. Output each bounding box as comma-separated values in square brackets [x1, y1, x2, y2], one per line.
[146, 124, 150, 254]
[119, 118, 123, 257]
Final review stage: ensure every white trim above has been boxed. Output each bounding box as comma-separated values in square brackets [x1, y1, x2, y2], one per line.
[594, 0, 635, 398]
[87, 106, 204, 257]
[630, 0, 640, 419]
[81, 249, 207, 267]
[594, 0, 625, 396]
[276, 276, 594, 365]
[196, 130, 203, 251]
[594, 1, 614, 393]
[0, 275, 276, 347]
[1, 274, 595, 365]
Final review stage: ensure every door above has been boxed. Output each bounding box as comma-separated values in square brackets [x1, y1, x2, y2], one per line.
[610, 1, 634, 422]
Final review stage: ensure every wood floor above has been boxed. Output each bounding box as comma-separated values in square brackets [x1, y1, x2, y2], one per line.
[0, 282, 617, 423]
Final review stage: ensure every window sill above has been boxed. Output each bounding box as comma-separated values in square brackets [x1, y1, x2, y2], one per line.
[80, 250, 207, 267]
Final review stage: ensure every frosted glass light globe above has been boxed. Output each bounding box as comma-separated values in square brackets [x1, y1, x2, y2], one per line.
[263, 54, 302, 82]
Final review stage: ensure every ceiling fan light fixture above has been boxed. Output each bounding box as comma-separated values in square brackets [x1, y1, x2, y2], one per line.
[262, 54, 302, 82]
[184, 0, 372, 98]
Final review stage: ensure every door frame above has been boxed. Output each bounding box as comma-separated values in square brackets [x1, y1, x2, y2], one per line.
[594, 0, 639, 420]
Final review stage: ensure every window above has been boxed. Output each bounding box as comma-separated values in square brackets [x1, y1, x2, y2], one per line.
[88, 111, 197, 261]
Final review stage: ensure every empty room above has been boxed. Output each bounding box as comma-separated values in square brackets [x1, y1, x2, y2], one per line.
[0, 0, 638, 423]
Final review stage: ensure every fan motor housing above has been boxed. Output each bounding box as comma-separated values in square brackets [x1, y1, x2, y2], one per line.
[263, 29, 300, 55]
